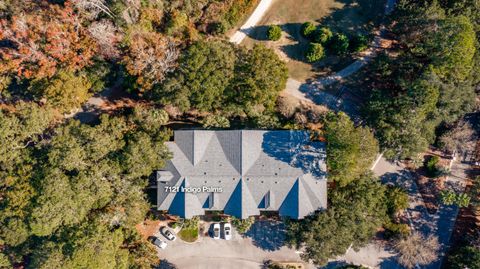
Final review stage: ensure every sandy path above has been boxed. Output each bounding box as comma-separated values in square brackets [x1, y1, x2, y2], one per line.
[229, 0, 274, 44]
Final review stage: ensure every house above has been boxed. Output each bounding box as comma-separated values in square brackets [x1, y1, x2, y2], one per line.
[157, 130, 327, 219]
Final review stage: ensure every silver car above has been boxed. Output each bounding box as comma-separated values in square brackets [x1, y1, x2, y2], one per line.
[212, 223, 221, 239]
[160, 226, 177, 241]
[150, 236, 167, 249]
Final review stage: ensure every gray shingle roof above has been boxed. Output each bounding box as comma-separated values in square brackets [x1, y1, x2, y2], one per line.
[157, 130, 327, 219]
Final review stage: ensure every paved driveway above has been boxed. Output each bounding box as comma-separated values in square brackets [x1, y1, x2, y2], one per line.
[157, 221, 308, 269]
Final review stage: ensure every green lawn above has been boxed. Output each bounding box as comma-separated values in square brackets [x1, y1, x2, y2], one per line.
[178, 227, 199, 242]
[241, 0, 386, 81]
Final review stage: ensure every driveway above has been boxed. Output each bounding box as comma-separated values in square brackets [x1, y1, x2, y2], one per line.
[157, 220, 309, 269]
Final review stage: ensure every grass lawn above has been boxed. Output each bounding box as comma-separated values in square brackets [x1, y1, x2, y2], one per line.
[241, 0, 386, 81]
[178, 227, 199, 242]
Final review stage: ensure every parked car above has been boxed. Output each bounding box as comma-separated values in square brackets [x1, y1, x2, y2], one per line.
[212, 223, 220, 239]
[149, 236, 167, 249]
[160, 226, 177, 241]
[223, 223, 232, 240]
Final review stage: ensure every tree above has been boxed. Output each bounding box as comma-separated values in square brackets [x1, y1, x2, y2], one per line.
[267, 25, 282, 41]
[330, 33, 349, 55]
[0, 103, 55, 247]
[228, 44, 288, 116]
[306, 43, 325, 62]
[395, 232, 440, 269]
[439, 120, 476, 155]
[0, 1, 97, 79]
[29, 71, 93, 113]
[87, 20, 122, 60]
[324, 112, 379, 187]
[366, 76, 439, 159]
[301, 22, 316, 38]
[201, 115, 230, 128]
[314, 27, 333, 45]
[446, 246, 480, 269]
[0, 109, 170, 268]
[123, 31, 180, 92]
[385, 186, 409, 217]
[30, 221, 131, 269]
[73, 0, 114, 19]
[286, 174, 388, 265]
[130, 106, 170, 135]
[426, 16, 476, 82]
[160, 40, 236, 111]
[350, 34, 369, 52]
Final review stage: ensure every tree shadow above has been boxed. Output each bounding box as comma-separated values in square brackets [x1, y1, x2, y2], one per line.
[240, 25, 271, 41]
[244, 220, 286, 251]
[261, 131, 327, 179]
[315, 0, 385, 35]
[156, 259, 177, 269]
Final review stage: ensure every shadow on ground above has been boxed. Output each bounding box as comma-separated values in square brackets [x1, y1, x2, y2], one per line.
[157, 259, 177, 269]
[244, 220, 286, 251]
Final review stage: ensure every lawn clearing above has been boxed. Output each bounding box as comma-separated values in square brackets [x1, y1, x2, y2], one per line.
[241, 0, 386, 81]
[178, 227, 199, 242]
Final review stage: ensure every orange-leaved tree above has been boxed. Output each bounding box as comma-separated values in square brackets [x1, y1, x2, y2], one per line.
[0, 0, 97, 79]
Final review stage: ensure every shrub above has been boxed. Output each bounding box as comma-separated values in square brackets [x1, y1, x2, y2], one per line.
[231, 216, 255, 233]
[385, 186, 409, 217]
[254, 113, 281, 129]
[301, 22, 316, 38]
[446, 246, 480, 269]
[425, 155, 440, 177]
[314, 27, 333, 45]
[351, 34, 369, 52]
[331, 33, 350, 55]
[305, 43, 325, 62]
[384, 222, 410, 239]
[201, 114, 230, 128]
[267, 25, 282, 41]
[440, 190, 471, 207]
[395, 232, 440, 269]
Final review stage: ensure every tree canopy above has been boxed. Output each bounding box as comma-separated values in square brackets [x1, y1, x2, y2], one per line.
[0, 104, 170, 268]
[365, 1, 478, 159]
[324, 112, 379, 186]
[286, 174, 388, 265]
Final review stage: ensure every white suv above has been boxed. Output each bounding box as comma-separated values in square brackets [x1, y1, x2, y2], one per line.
[223, 223, 232, 240]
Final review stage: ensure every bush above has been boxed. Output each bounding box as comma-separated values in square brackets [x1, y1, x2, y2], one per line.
[440, 190, 471, 207]
[201, 114, 230, 128]
[425, 155, 440, 177]
[301, 22, 316, 38]
[446, 246, 480, 269]
[350, 34, 369, 52]
[384, 222, 410, 239]
[314, 27, 333, 45]
[385, 186, 409, 217]
[395, 232, 440, 269]
[305, 43, 325, 62]
[330, 33, 350, 55]
[267, 25, 282, 41]
[231, 216, 255, 233]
